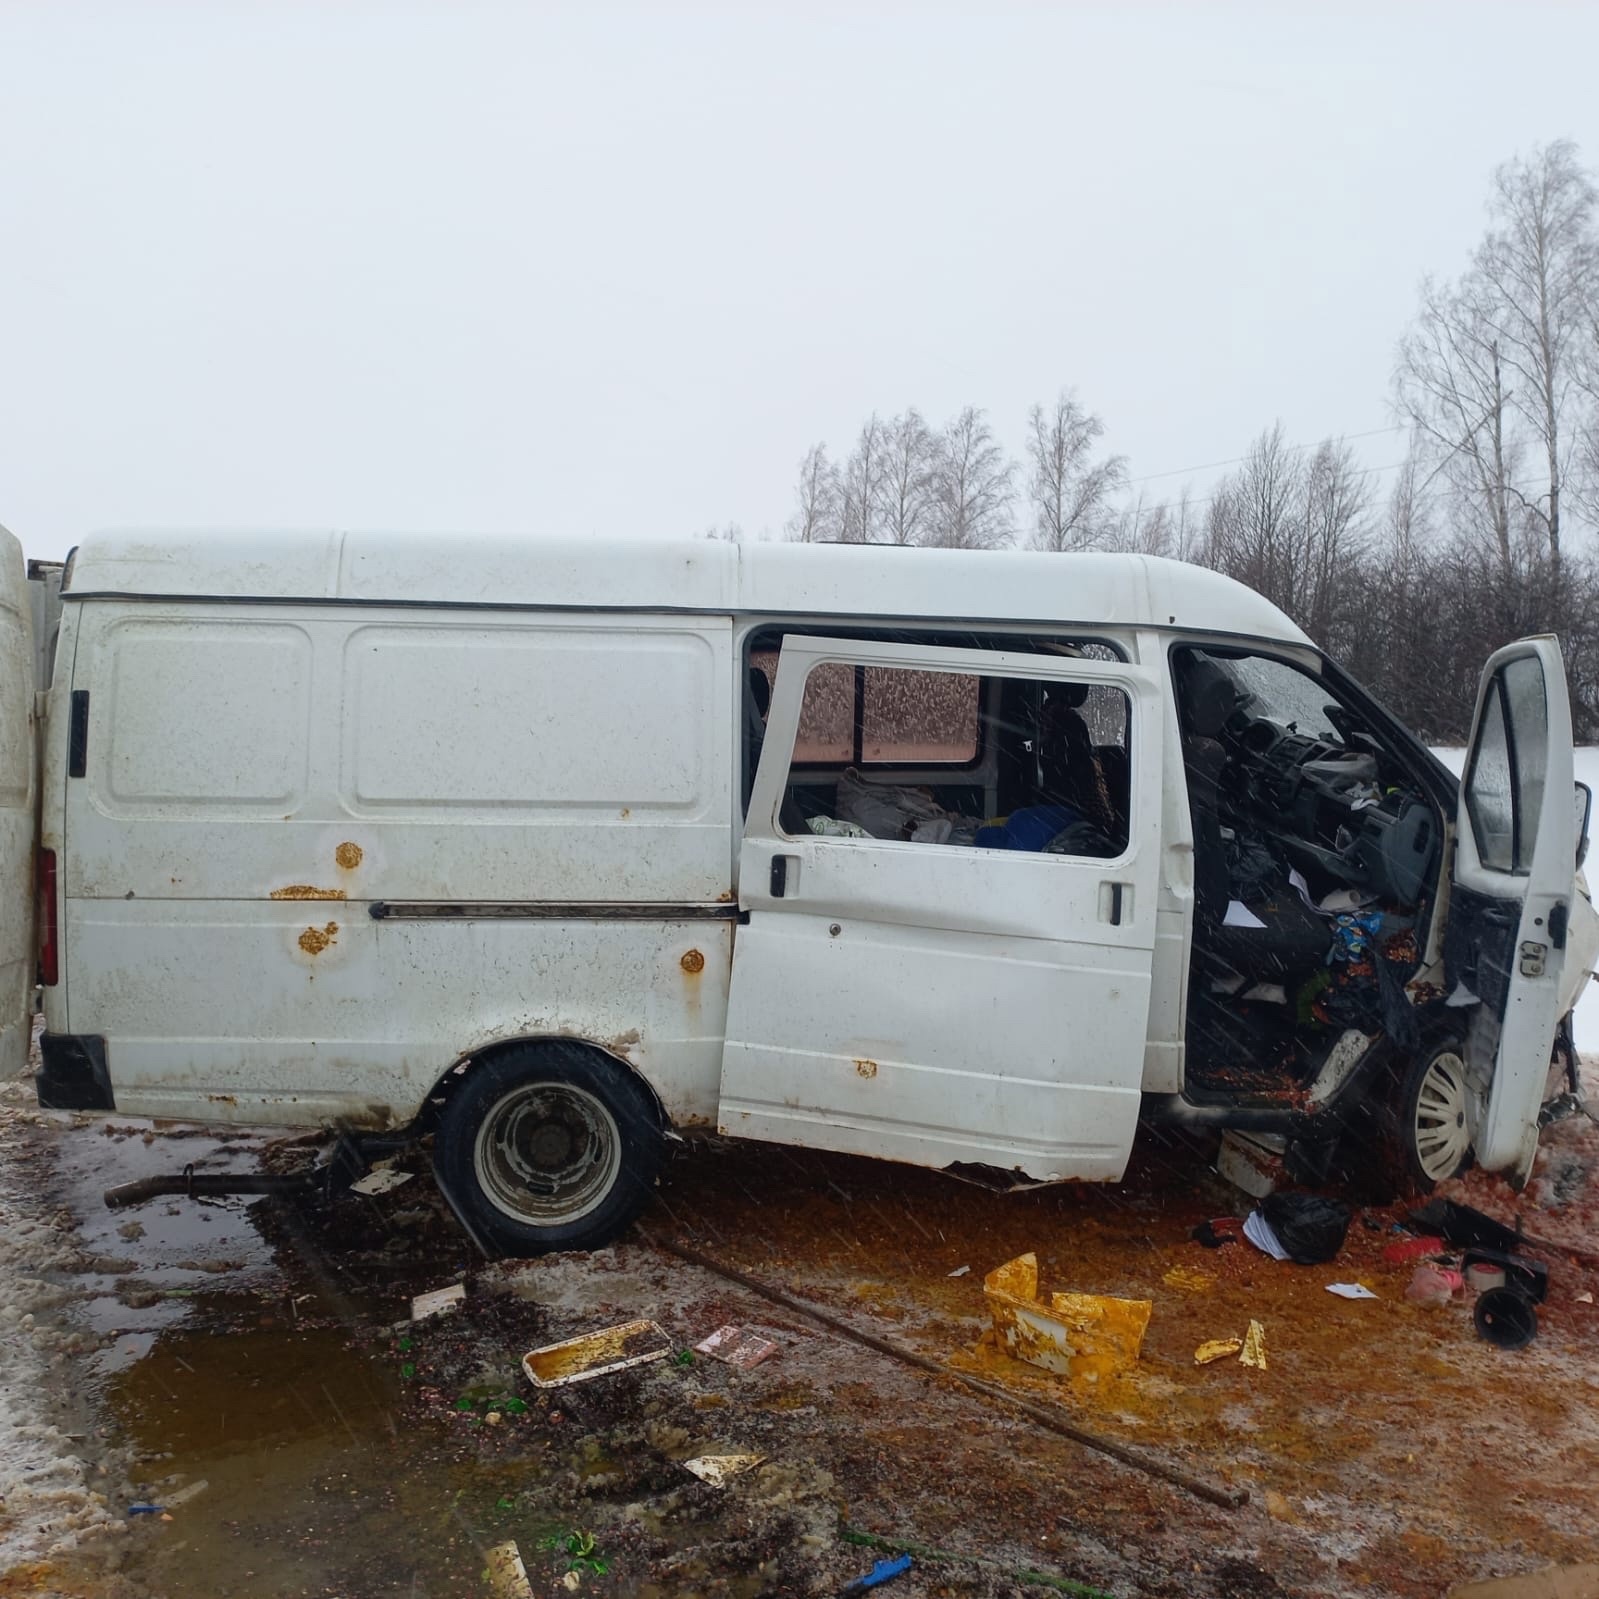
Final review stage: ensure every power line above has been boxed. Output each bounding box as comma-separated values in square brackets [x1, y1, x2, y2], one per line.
[1126, 457, 1409, 521]
[1125, 424, 1403, 486]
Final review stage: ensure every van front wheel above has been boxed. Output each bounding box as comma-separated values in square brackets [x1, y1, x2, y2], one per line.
[433, 1044, 663, 1255]
[1394, 1039, 1476, 1191]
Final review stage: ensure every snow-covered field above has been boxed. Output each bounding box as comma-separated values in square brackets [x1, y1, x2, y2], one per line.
[1434, 746, 1599, 1054]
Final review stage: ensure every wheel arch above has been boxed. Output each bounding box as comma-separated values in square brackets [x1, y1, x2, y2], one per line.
[409, 1033, 671, 1138]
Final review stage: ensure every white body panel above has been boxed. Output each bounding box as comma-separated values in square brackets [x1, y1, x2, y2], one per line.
[719, 638, 1161, 1180]
[1453, 637, 1576, 1179]
[0, 529, 36, 1080]
[58, 602, 734, 1127]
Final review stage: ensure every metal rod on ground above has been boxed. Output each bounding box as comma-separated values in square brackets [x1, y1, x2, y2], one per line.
[654, 1235, 1248, 1510]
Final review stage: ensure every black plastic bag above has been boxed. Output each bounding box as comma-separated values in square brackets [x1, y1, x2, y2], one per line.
[1259, 1192, 1352, 1265]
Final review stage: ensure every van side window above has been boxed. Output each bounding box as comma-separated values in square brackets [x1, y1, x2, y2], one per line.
[760, 658, 1130, 859]
[1465, 654, 1548, 873]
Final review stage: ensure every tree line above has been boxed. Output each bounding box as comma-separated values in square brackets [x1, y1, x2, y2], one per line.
[763, 140, 1599, 745]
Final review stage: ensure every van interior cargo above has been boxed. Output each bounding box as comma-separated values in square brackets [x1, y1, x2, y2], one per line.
[1172, 646, 1440, 1101]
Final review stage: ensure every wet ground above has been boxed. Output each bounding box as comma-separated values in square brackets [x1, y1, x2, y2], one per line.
[2, 1060, 1598, 1599]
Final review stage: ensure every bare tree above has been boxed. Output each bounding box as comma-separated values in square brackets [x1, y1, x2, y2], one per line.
[1394, 275, 1520, 569]
[1109, 486, 1201, 561]
[838, 414, 888, 544]
[1201, 423, 1307, 614]
[786, 443, 841, 543]
[927, 407, 1015, 549]
[1299, 439, 1373, 646]
[1026, 390, 1128, 551]
[878, 410, 939, 545]
[1474, 140, 1599, 565]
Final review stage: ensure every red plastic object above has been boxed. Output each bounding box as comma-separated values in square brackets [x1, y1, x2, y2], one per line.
[1382, 1234, 1445, 1265]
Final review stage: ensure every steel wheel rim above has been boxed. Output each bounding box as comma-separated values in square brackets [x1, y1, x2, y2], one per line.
[1413, 1050, 1472, 1182]
[473, 1082, 622, 1226]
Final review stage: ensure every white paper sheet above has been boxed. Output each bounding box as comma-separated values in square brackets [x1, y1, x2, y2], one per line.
[1224, 900, 1267, 929]
[1325, 1283, 1379, 1300]
[1243, 1209, 1290, 1261]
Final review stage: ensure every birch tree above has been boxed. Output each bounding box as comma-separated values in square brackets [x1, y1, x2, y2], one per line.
[786, 444, 841, 543]
[1025, 390, 1128, 551]
[928, 407, 1015, 549]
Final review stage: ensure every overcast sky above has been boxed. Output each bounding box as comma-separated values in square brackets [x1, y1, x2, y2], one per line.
[3, 2, 1597, 560]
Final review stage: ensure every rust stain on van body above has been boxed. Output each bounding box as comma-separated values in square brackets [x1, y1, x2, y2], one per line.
[855, 1059, 878, 1080]
[272, 885, 347, 902]
[680, 949, 705, 974]
[334, 842, 363, 870]
[298, 922, 339, 956]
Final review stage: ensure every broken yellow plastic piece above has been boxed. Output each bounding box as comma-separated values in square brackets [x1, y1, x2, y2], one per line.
[1163, 1266, 1215, 1293]
[1193, 1337, 1244, 1365]
[1240, 1319, 1268, 1370]
[983, 1253, 1152, 1384]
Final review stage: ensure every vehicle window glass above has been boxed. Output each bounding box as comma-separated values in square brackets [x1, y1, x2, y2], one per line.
[1501, 654, 1548, 870]
[861, 667, 979, 762]
[1466, 682, 1514, 872]
[771, 658, 1130, 859]
[1215, 655, 1340, 741]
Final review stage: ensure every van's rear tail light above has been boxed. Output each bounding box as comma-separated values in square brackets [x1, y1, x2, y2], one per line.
[38, 849, 58, 987]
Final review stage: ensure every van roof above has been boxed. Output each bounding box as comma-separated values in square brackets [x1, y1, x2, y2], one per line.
[64, 530, 1312, 645]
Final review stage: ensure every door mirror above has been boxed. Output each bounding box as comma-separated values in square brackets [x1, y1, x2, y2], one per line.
[1576, 781, 1592, 870]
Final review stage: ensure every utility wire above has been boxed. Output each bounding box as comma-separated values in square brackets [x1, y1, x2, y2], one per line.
[1125, 424, 1403, 485]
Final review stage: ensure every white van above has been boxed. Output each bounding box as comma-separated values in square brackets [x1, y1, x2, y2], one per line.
[6, 527, 1595, 1254]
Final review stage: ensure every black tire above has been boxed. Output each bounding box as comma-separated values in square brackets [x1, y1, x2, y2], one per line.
[1388, 1037, 1476, 1193]
[432, 1041, 664, 1256]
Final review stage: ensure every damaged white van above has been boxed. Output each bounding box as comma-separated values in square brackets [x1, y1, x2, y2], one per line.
[6, 527, 1595, 1254]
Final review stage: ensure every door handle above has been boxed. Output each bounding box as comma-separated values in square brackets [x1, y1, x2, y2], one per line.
[1100, 881, 1129, 925]
[770, 855, 790, 898]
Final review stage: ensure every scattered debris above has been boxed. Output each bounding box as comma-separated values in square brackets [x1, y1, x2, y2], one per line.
[523, 1320, 673, 1388]
[1474, 1287, 1539, 1349]
[1410, 1198, 1523, 1255]
[350, 1166, 414, 1197]
[680, 1453, 766, 1487]
[1194, 1337, 1244, 1365]
[162, 1478, 209, 1509]
[1242, 1209, 1289, 1261]
[1383, 1234, 1447, 1265]
[1216, 1129, 1287, 1198]
[1406, 1265, 1462, 1308]
[485, 1539, 534, 1599]
[537, 1530, 607, 1579]
[1190, 1216, 1241, 1248]
[1577, 1290, 1595, 1304]
[693, 1323, 781, 1370]
[1162, 1266, 1215, 1293]
[1466, 1261, 1507, 1293]
[840, 1524, 1119, 1597]
[838, 1553, 914, 1596]
[126, 1503, 164, 1516]
[983, 1253, 1152, 1383]
[1325, 1282, 1379, 1300]
[947, 1265, 971, 1278]
[1239, 1320, 1268, 1370]
[411, 1282, 466, 1322]
[1257, 1193, 1352, 1264]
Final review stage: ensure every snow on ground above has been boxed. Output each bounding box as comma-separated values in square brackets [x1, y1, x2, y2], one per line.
[0, 1042, 123, 1578]
[1434, 746, 1599, 1055]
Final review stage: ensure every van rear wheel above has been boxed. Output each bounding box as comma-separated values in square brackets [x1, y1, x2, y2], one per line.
[433, 1043, 663, 1256]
